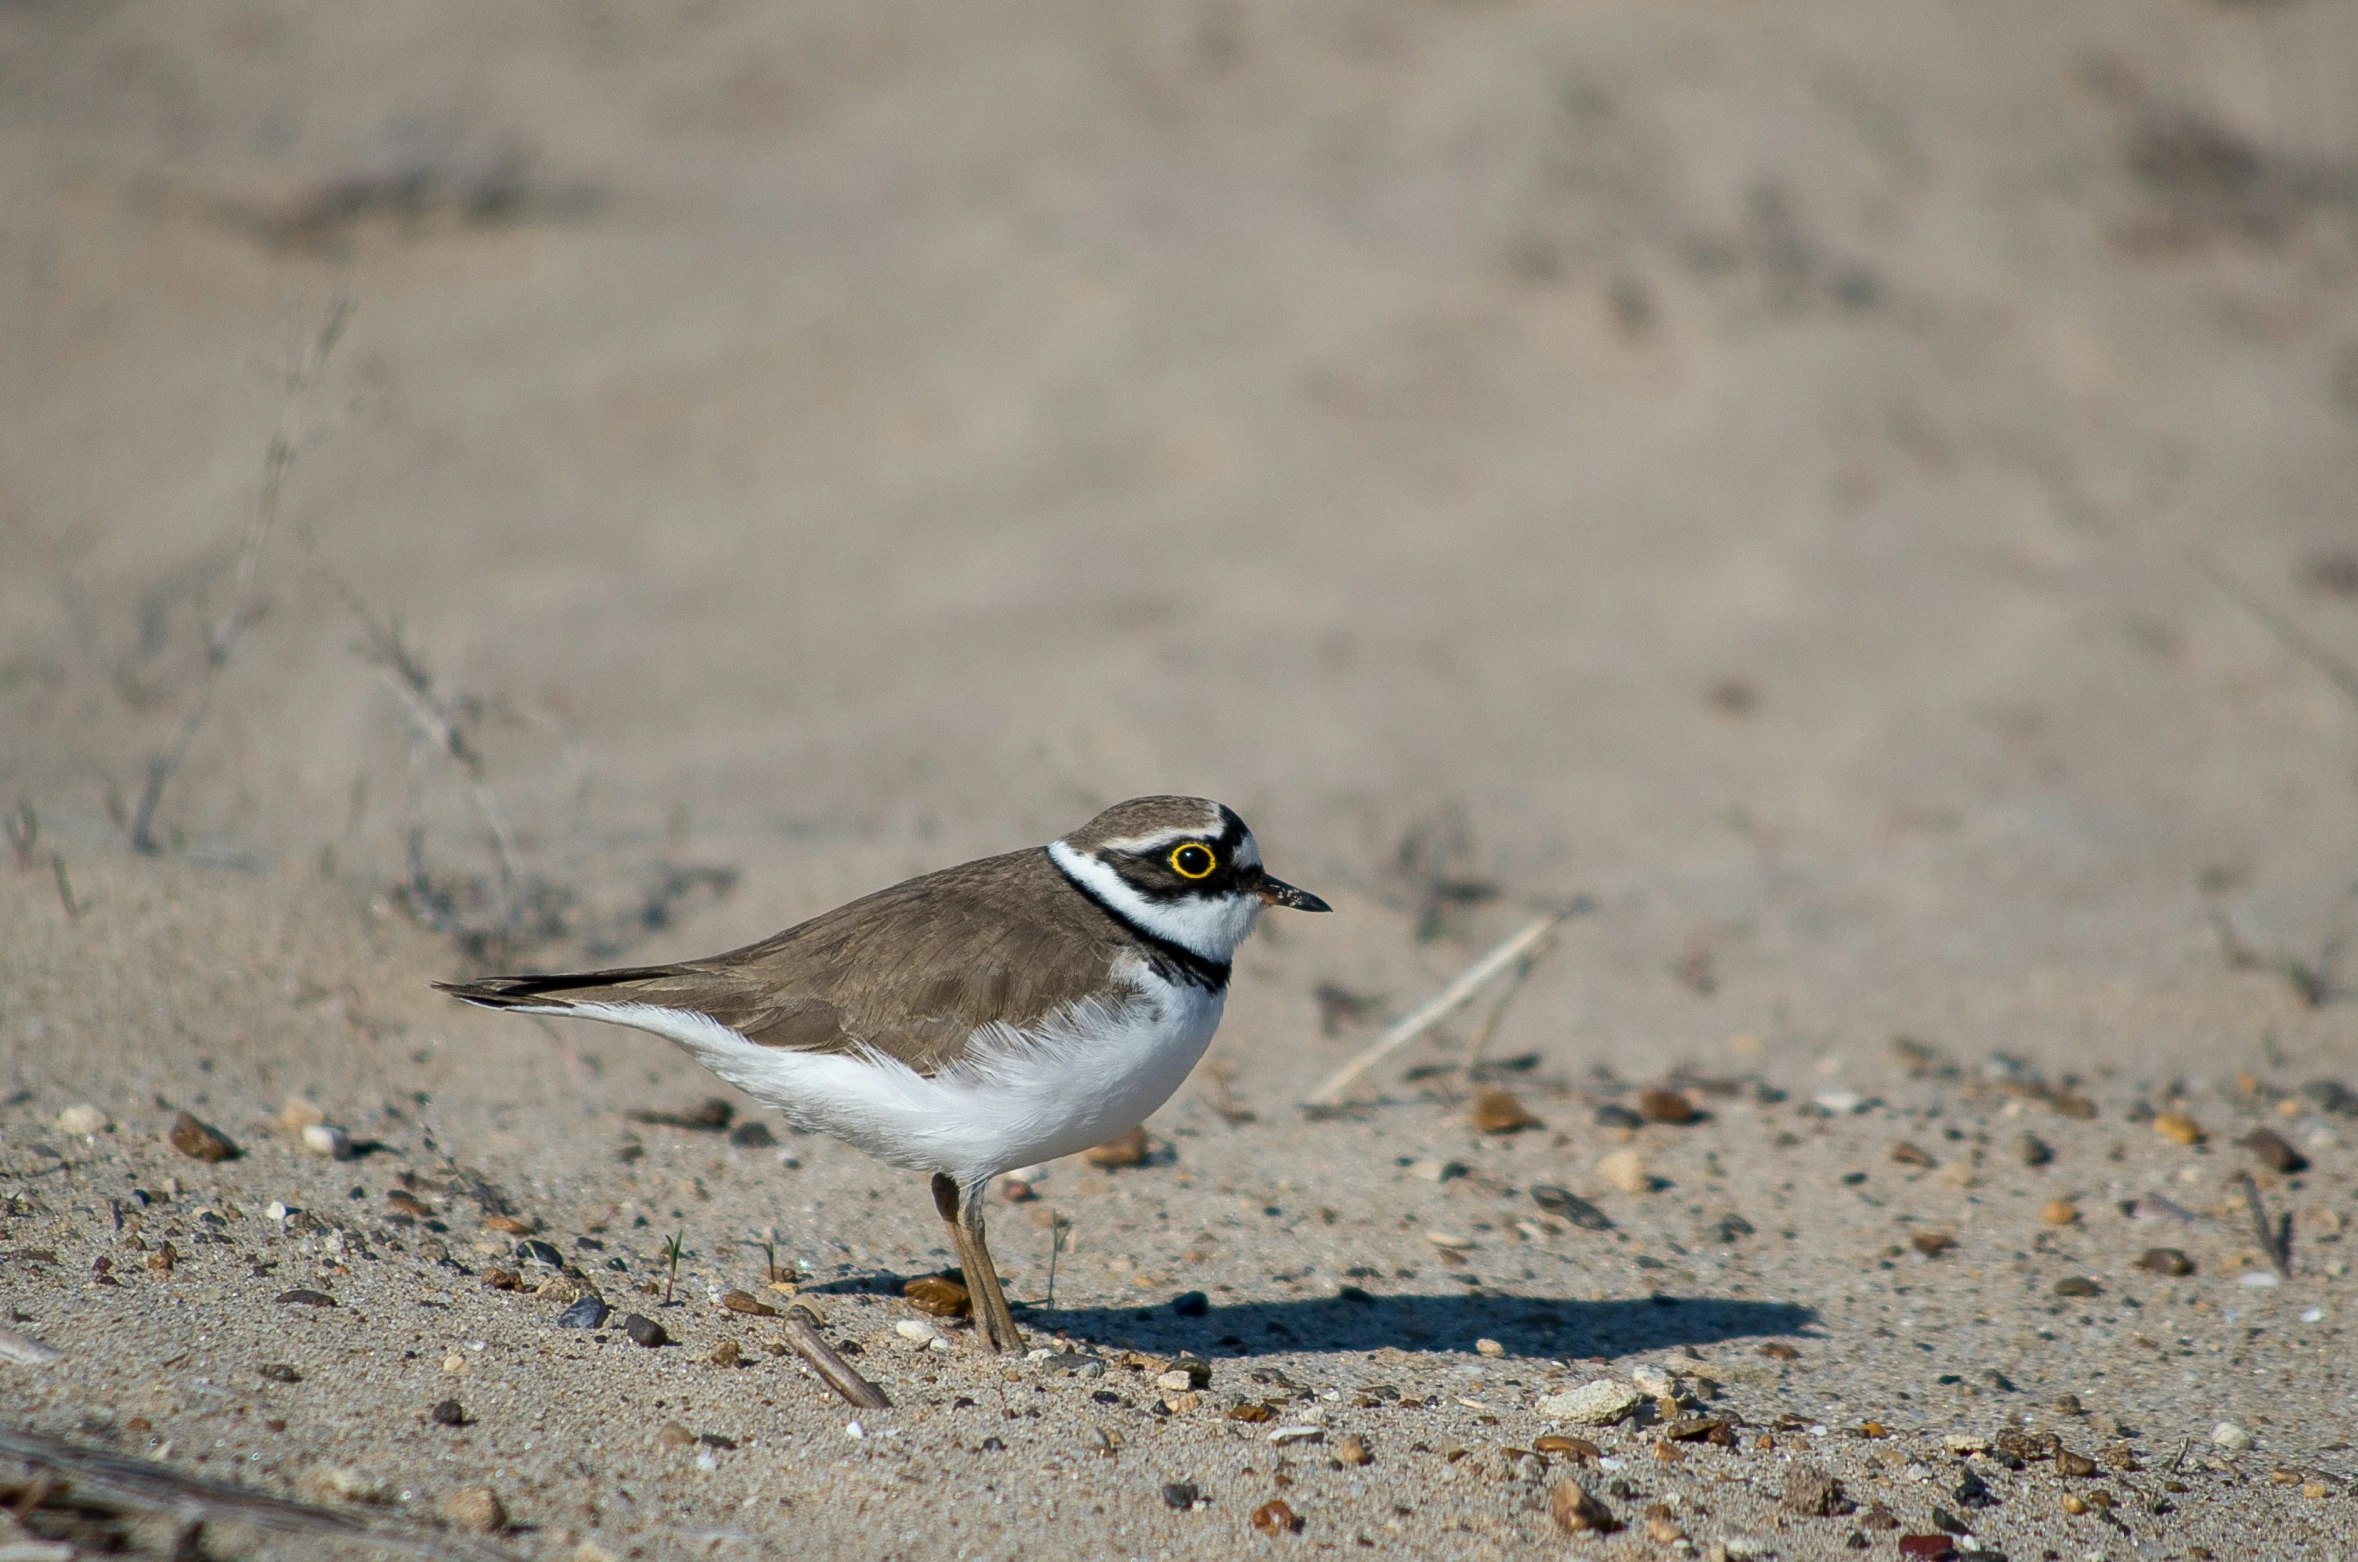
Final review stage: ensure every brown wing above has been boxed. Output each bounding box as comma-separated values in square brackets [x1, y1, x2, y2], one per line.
[434, 848, 1134, 1075]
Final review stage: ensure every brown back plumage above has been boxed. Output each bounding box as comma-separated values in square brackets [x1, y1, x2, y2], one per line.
[434, 848, 1147, 1075]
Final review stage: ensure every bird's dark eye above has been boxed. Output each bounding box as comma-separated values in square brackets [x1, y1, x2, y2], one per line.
[1169, 843, 1217, 880]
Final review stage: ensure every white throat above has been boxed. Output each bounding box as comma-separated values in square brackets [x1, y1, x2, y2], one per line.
[1047, 839, 1261, 963]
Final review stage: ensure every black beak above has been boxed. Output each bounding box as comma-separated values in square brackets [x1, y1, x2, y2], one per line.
[1256, 874, 1331, 913]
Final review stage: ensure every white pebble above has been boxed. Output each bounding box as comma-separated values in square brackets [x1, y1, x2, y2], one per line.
[1630, 1364, 1678, 1398]
[1267, 1426, 1325, 1446]
[300, 1123, 352, 1159]
[54, 1104, 109, 1136]
[2300, 1308, 2325, 1323]
[2237, 1271, 2281, 1289]
[1534, 1379, 1645, 1426]
[894, 1320, 940, 1345]
[1407, 1159, 1467, 1183]
[2211, 1422, 2254, 1452]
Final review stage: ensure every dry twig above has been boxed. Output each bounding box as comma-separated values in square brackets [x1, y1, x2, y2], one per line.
[0, 1426, 519, 1561]
[780, 1306, 890, 1408]
[129, 297, 354, 854]
[2238, 1173, 2293, 1280]
[1303, 904, 1585, 1109]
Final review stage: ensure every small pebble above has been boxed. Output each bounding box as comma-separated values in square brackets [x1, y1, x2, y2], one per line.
[656, 1422, 696, 1448]
[278, 1097, 327, 1133]
[728, 1121, 776, 1148]
[1082, 1126, 1150, 1168]
[1549, 1479, 1617, 1534]
[259, 1363, 300, 1383]
[902, 1276, 969, 1317]
[1406, 1159, 1467, 1183]
[482, 1214, 537, 1235]
[1250, 1499, 1302, 1535]
[1423, 1231, 1473, 1251]
[1474, 1337, 1505, 1358]
[300, 1124, 352, 1159]
[2134, 1248, 2193, 1277]
[895, 1319, 942, 1346]
[620, 1314, 669, 1348]
[1530, 1185, 1612, 1230]
[146, 1242, 177, 1275]
[1909, 1230, 1957, 1257]
[1470, 1090, 1541, 1134]
[514, 1239, 565, 1268]
[54, 1104, 109, 1136]
[1636, 1087, 1696, 1124]
[2238, 1270, 2281, 1288]
[2244, 1128, 2308, 1174]
[557, 1297, 611, 1330]
[1535, 1380, 1645, 1426]
[430, 1399, 467, 1427]
[2060, 1493, 2087, 1516]
[1888, 1141, 1936, 1168]
[2013, 1133, 2053, 1166]
[1593, 1104, 1644, 1130]
[168, 1112, 238, 1162]
[274, 1289, 337, 1308]
[481, 1269, 522, 1291]
[441, 1486, 506, 1534]
[2053, 1276, 2101, 1298]
[2211, 1422, 2254, 1452]
[720, 1289, 778, 1317]
[1334, 1434, 1372, 1466]
[1596, 1148, 1650, 1195]
[2056, 1449, 2096, 1477]
[2041, 1200, 2078, 1226]
[1170, 1291, 1210, 1318]
[1268, 1425, 1324, 1446]
[2153, 1112, 2205, 1146]
[709, 1339, 743, 1367]
[1161, 1481, 1200, 1510]
[1533, 1434, 1599, 1461]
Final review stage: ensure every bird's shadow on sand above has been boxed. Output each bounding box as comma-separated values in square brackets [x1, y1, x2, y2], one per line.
[1011, 1292, 1818, 1361]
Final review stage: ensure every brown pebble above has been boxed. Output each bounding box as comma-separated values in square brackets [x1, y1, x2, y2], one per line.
[1859, 1503, 1898, 1530]
[2057, 1449, 2097, 1477]
[1250, 1499, 1302, 1535]
[656, 1421, 696, 1449]
[441, 1486, 506, 1534]
[720, 1289, 777, 1317]
[2135, 1247, 2194, 1276]
[146, 1242, 178, 1274]
[1333, 1434, 1372, 1466]
[1888, 1141, 1936, 1168]
[2268, 1467, 2301, 1485]
[1650, 1439, 1684, 1464]
[2061, 1493, 2088, 1516]
[2054, 1276, 2101, 1298]
[167, 1112, 237, 1162]
[1782, 1462, 1848, 1516]
[1759, 1341, 1801, 1362]
[1636, 1087, 1696, 1124]
[709, 1339, 743, 1367]
[2153, 1112, 2204, 1146]
[274, 1288, 337, 1308]
[1909, 1230, 1957, 1258]
[620, 1314, 669, 1348]
[1470, 1090, 1542, 1134]
[2050, 1092, 2097, 1120]
[2244, 1128, 2308, 1174]
[2042, 1200, 2079, 1226]
[2303, 1481, 2333, 1500]
[1083, 1125, 1150, 1168]
[2015, 1134, 2054, 1166]
[429, 1399, 467, 1427]
[386, 1190, 437, 1218]
[1643, 1510, 1685, 1544]
[481, 1269, 522, 1291]
[1224, 1401, 1276, 1423]
[903, 1275, 971, 1318]
[482, 1214, 538, 1236]
[1533, 1435, 1600, 1462]
[1549, 1479, 1619, 1534]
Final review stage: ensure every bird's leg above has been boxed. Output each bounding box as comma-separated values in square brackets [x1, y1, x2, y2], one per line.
[957, 1179, 1026, 1354]
[931, 1174, 1022, 1353]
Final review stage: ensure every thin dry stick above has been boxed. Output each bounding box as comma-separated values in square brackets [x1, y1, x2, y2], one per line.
[1303, 907, 1579, 1108]
[1458, 945, 1548, 1087]
[130, 297, 354, 854]
[0, 1426, 521, 1562]
[2184, 544, 2358, 713]
[2238, 1173, 2293, 1280]
[780, 1305, 890, 1409]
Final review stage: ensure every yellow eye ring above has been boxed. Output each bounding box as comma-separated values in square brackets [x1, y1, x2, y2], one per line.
[1170, 843, 1218, 880]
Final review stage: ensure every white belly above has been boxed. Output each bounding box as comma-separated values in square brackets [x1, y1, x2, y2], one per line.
[553, 955, 1224, 1187]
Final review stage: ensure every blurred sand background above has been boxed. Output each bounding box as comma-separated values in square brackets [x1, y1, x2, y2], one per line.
[6, 1, 2358, 1558]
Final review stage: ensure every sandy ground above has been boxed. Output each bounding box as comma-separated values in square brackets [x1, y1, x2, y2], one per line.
[6, 0, 2358, 1557]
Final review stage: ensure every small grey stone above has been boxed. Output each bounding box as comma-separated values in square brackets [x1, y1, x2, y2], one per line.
[620, 1314, 669, 1348]
[1781, 1463, 1849, 1516]
[430, 1399, 467, 1427]
[1531, 1185, 1612, 1231]
[1170, 1291, 1209, 1318]
[557, 1296, 611, 1330]
[1593, 1104, 1644, 1130]
[1043, 1351, 1104, 1377]
[1162, 1481, 1200, 1510]
[2013, 1134, 2053, 1167]
[1535, 1379, 1645, 1426]
[2053, 1276, 2101, 1298]
[514, 1239, 565, 1267]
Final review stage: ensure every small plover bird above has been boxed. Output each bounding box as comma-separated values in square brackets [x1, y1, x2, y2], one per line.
[436, 795, 1328, 1352]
